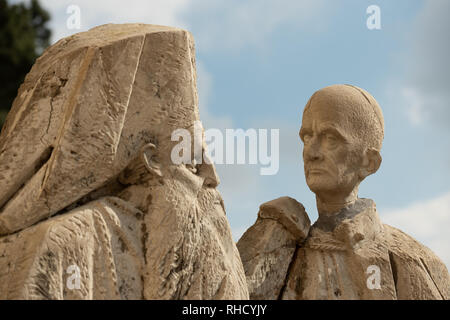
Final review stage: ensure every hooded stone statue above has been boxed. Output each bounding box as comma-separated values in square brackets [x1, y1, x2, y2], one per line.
[0, 24, 249, 300]
[237, 84, 450, 300]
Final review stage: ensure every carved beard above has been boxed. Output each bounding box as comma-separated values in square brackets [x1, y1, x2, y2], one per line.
[142, 175, 246, 300]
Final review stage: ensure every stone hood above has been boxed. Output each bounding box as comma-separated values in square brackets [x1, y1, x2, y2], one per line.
[0, 24, 199, 235]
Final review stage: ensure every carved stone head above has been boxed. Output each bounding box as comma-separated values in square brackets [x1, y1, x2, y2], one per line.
[299, 84, 384, 205]
[0, 24, 220, 234]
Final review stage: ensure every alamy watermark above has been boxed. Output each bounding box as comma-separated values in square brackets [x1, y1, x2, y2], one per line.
[66, 5, 81, 30]
[366, 264, 381, 290]
[66, 264, 81, 290]
[366, 5, 381, 30]
[171, 121, 279, 175]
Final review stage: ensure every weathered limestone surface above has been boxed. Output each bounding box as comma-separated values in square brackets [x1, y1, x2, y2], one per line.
[0, 24, 249, 300]
[238, 85, 450, 300]
[240, 199, 450, 300]
[281, 199, 450, 300]
[0, 197, 144, 299]
[237, 197, 310, 300]
[258, 197, 310, 242]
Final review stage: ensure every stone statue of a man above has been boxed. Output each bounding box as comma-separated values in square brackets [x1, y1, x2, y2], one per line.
[0, 24, 248, 300]
[237, 84, 449, 300]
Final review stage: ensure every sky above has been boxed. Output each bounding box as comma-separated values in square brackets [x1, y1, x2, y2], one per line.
[12, 0, 450, 268]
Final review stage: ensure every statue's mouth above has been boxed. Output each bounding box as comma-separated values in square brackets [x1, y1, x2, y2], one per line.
[308, 168, 327, 175]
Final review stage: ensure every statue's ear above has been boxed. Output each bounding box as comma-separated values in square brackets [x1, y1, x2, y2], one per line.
[141, 143, 162, 177]
[118, 143, 162, 185]
[359, 148, 382, 180]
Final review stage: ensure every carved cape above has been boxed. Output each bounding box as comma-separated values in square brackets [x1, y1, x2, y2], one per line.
[238, 197, 450, 300]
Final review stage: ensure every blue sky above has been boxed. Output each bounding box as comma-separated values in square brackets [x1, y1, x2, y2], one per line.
[15, 0, 450, 267]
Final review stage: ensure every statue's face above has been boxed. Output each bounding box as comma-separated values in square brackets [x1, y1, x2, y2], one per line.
[143, 125, 243, 299]
[300, 101, 363, 197]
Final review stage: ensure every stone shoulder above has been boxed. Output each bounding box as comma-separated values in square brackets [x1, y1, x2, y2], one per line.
[258, 196, 311, 243]
[384, 223, 450, 299]
[384, 224, 444, 263]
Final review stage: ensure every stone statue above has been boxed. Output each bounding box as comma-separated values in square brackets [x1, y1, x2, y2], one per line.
[237, 84, 450, 300]
[0, 24, 248, 300]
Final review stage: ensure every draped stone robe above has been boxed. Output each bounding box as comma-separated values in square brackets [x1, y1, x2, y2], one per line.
[0, 196, 143, 299]
[0, 189, 249, 300]
[0, 23, 249, 300]
[237, 197, 450, 300]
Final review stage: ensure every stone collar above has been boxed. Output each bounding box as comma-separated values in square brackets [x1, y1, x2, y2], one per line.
[306, 198, 384, 251]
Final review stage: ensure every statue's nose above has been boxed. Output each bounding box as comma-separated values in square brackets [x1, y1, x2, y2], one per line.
[198, 153, 220, 188]
[304, 136, 323, 162]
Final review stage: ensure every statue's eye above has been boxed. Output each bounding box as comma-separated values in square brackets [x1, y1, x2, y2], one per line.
[325, 133, 338, 145]
[186, 159, 199, 174]
[303, 134, 312, 143]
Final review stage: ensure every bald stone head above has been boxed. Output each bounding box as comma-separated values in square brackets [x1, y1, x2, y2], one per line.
[299, 84, 384, 212]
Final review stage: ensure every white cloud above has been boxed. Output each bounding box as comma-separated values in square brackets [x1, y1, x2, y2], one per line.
[401, 87, 426, 126]
[400, 0, 450, 128]
[381, 191, 450, 270]
[182, 0, 331, 52]
[38, 0, 191, 43]
[35, 0, 333, 53]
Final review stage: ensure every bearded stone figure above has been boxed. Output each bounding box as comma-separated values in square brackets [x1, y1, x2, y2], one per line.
[237, 84, 450, 300]
[0, 24, 248, 300]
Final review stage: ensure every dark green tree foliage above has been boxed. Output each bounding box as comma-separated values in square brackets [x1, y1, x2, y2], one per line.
[0, 0, 51, 129]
